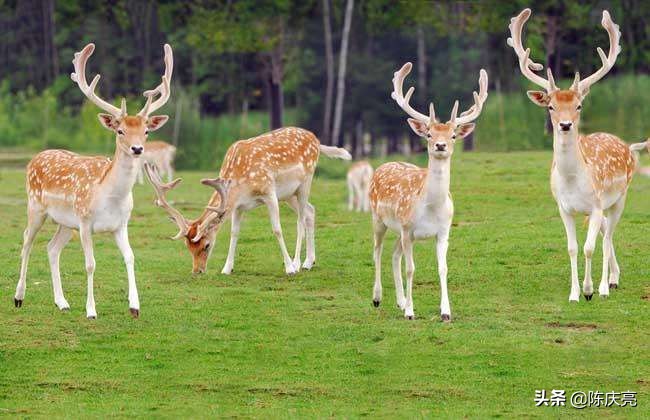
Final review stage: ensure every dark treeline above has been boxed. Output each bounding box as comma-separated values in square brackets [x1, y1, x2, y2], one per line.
[0, 0, 648, 164]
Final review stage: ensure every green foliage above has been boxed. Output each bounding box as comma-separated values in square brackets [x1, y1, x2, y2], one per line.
[1, 152, 649, 416]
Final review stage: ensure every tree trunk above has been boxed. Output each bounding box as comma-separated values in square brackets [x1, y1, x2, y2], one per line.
[414, 25, 427, 153]
[321, 0, 334, 145]
[331, 0, 354, 147]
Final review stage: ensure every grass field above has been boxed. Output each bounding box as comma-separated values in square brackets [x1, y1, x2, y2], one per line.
[0, 151, 649, 417]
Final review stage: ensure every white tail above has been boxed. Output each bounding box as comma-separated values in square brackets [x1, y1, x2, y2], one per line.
[319, 145, 352, 160]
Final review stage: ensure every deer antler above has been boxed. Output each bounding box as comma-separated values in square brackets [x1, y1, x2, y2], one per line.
[507, 9, 556, 92]
[391, 62, 436, 124]
[576, 11, 621, 94]
[143, 162, 189, 240]
[138, 44, 174, 117]
[71, 43, 125, 117]
[192, 178, 232, 242]
[450, 69, 489, 126]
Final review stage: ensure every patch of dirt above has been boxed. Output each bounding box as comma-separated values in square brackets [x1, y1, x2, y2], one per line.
[545, 322, 598, 331]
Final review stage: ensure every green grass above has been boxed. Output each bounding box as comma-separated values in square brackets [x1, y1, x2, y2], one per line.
[0, 151, 649, 417]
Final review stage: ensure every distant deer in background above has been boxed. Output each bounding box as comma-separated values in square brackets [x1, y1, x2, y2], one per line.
[15, 43, 173, 319]
[137, 140, 176, 184]
[347, 161, 373, 212]
[369, 62, 488, 322]
[508, 9, 648, 301]
[145, 127, 351, 275]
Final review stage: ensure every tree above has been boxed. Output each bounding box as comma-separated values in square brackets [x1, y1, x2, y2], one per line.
[321, 0, 334, 144]
[331, 0, 354, 147]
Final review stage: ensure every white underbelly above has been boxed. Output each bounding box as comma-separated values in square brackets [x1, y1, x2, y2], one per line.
[47, 206, 81, 229]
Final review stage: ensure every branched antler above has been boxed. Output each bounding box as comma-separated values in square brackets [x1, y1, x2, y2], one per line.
[391, 62, 436, 124]
[71, 44, 124, 117]
[138, 44, 174, 117]
[143, 162, 188, 240]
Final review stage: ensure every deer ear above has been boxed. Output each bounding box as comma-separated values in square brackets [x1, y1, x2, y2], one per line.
[455, 123, 475, 139]
[146, 115, 169, 131]
[97, 113, 119, 130]
[527, 91, 550, 107]
[407, 118, 429, 137]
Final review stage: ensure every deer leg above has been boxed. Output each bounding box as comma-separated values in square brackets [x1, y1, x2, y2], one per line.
[79, 223, 97, 319]
[372, 219, 387, 307]
[302, 203, 316, 269]
[558, 207, 580, 302]
[600, 198, 624, 295]
[583, 208, 603, 300]
[15, 209, 46, 307]
[114, 225, 139, 317]
[165, 161, 174, 183]
[347, 178, 354, 211]
[437, 229, 451, 322]
[48, 225, 73, 310]
[221, 208, 243, 275]
[401, 228, 415, 320]
[137, 161, 145, 185]
[286, 196, 304, 270]
[392, 238, 406, 310]
[264, 194, 297, 275]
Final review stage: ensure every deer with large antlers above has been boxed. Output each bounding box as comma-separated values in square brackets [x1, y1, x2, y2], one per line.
[144, 127, 351, 275]
[14, 43, 173, 319]
[508, 9, 648, 301]
[369, 62, 487, 322]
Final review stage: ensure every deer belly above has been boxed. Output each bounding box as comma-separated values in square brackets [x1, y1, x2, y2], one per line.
[274, 164, 306, 199]
[47, 205, 81, 229]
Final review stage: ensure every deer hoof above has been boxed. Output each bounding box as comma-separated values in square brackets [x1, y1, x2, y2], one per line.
[406, 315, 414, 320]
[130, 308, 140, 318]
[584, 294, 593, 301]
[14, 298, 22, 308]
[372, 299, 380, 308]
[87, 315, 96, 320]
[609, 283, 618, 289]
[441, 314, 451, 322]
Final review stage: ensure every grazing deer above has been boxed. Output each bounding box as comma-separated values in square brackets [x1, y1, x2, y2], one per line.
[14, 43, 173, 319]
[508, 9, 648, 301]
[144, 127, 351, 275]
[347, 160, 373, 212]
[137, 140, 176, 184]
[369, 62, 488, 322]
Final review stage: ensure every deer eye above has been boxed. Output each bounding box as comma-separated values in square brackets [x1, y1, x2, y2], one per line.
[451, 134, 457, 140]
[204, 243, 210, 251]
[117, 129, 124, 135]
[548, 106, 555, 111]
[144, 130, 149, 135]
[576, 105, 582, 111]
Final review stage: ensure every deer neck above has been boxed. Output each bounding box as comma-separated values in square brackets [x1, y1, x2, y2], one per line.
[99, 145, 140, 199]
[424, 155, 451, 203]
[552, 128, 585, 178]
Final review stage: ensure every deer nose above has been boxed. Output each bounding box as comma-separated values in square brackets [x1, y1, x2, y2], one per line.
[131, 145, 144, 155]
[559, 122, 573, 131]
[434, 142, 447, 151]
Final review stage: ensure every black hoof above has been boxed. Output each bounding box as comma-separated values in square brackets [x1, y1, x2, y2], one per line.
[129, 308, 140, 318]
[584, 294, 593, 301]
[406, 315, 414, 320]
[14, 298, 22, 308]
[441, 314, 451, 322]
[372, 300, 380, 308]
[87, 316, 96, 320]
[609, 283, 618, 289]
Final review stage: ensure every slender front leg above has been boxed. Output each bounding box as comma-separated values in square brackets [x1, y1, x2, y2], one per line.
[437, 230, 451, 322]
[137, 161, 144, 185]
[48, 225, 73, 310]
[14, 210, 46, 307]
[114, 226, 139, 317]
[79, 223, 97, 319]
[391, 238, 406, 310]
[264, 194, 297, 274]
[372, 219, 387, 307]
[558, 207, 580, 302]
[583, 208, 603, 300]
[347, 178, 355, 211]
[222, 208, 243, 275]
[401, 228, 415, 320]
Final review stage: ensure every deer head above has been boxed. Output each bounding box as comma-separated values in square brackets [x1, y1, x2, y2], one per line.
[144, 164, 231, 274]
[391, 62, 488, 159]
[507, 9, 621, 136]
[71, 43, 173, 157]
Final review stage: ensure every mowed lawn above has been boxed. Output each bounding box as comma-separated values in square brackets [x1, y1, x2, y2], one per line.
[0, 151, 648, 417]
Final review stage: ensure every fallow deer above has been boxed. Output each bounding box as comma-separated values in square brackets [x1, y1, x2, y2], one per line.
[145, 127, 351, 275]
[370, 62, 488, 322]
[14, 43, 173, 318]
[347, 160, 373, 212]
[508, 9, 648, 301]
[137, 140, 176, 184]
